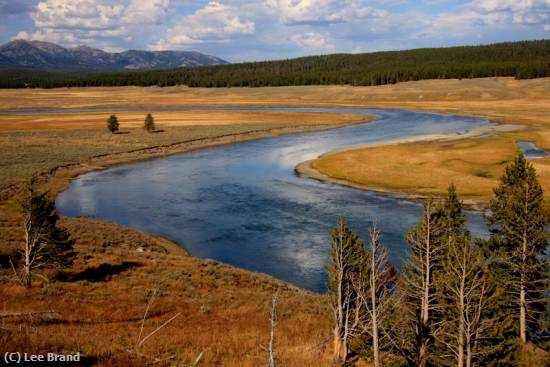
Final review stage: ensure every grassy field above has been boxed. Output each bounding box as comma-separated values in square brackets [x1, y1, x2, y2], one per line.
[0, 110, 366, 130]
[311, 135, 517, 200]
[1, 78, 550, 115]
[0, 216, 332, 366]
[310, 127, 550, 206]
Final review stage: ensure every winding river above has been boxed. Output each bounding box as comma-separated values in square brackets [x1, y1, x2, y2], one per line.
[53, 107, 492, 292]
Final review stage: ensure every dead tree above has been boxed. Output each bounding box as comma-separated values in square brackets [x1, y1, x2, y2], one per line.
[328, 217, 366, 364]
[14, 182, 74, 288]
[437, 237, 496, 367]
[352, 224, 396, 367]
[268, 293, 277, 367]
[399, 200, 443, 367]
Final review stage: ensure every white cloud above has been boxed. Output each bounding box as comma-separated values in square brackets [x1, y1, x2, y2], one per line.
[410, 1, 550, 40]
[13, 31, 31, 40]
[290, 31, 334, 50]
[150, 1, 255, 49]
[265, 0, 387, 25]
[468, 0, 550, 25]
[420, 10, 508, 38]
[23, 0, 169, 48]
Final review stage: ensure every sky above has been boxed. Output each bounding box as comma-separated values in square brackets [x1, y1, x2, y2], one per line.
[1, 0, 549, 62]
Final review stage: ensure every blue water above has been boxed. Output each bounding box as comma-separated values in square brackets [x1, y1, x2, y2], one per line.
[518, 141, 549, 159]
[56, 108, 490, 292]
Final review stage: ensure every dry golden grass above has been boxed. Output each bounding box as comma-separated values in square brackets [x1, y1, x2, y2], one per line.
[1, 78, 549, 118]
[0, 110, 364, 131]
[0, 217, 332, 366]
[310, 127, 550, 205]
[312, 136, 517, 200]
[2, 77, 550, 131]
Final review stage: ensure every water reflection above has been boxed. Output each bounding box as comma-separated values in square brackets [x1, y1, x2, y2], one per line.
[57, 108, 490, 292]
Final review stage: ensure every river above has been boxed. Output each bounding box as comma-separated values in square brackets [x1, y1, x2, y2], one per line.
[54, 107, 491, 292]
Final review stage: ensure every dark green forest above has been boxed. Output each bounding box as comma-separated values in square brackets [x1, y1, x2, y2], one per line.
[1, 39, 550, 88]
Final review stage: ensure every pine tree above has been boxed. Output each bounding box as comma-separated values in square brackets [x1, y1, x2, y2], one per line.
[107, 114, 119, 133]
[15, 181, 75, 288]
[484, 152, 549, 346]
[328, 217, 366, 364]
[144, 113, 155, 132]
[441, 183, 469, 240]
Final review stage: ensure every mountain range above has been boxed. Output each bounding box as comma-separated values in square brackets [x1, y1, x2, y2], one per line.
[0, 40, 228, 70]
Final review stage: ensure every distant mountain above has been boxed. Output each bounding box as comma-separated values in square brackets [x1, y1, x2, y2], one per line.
[0, 40, 228, 70]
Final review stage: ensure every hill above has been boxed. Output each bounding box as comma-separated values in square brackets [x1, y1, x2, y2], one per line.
[0, 39, 227, 71]
[3, 39, 548, 89]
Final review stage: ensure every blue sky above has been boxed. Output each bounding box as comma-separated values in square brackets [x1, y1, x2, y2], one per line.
[1, 0, 549, 62]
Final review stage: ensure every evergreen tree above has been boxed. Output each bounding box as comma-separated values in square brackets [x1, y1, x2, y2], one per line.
[144, 113, 155, 132]
[441, 183, 469, 240]
[15, 181, 75, 288]
[328, 217, 366, 364]
[483, 152, 549, 350]
[107, 114, 119, 133]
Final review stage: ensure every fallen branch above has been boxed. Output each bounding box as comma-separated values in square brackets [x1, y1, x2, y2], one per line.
[137, 312, 182, 348]
[193, 352, 204, 365]
[136, 288, 159, 349]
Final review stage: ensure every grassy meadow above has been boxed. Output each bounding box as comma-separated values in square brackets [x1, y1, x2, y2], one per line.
[1, 217, 332, 366]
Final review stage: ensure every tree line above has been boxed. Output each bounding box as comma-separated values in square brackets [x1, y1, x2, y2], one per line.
[1, 40, 550, 88]
[329, 152, 549, 366]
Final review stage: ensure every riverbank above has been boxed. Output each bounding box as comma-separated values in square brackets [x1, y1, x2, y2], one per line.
[296, 123, 528, 209]
[0, 110, 369, 203]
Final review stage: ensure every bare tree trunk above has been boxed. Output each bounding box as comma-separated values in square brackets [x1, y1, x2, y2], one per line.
[333, 229, 349, 364]
[519, 187, 528, 344]
[334, 231, 346, 364]
[333, 321, 348, 364]
[269, 294, 277, 367]
[370, 230, 380, 367]
[22, 227, 32, 288]
[418, 206, 431, 367]
[333, 326, 345, 363]
[519, 234, 527, 344]
[458, 261, 465, 367]
[466, 343, 472, 367]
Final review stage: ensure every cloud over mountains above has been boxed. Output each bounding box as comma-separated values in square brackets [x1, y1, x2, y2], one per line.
[2, 0, 550, 61]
